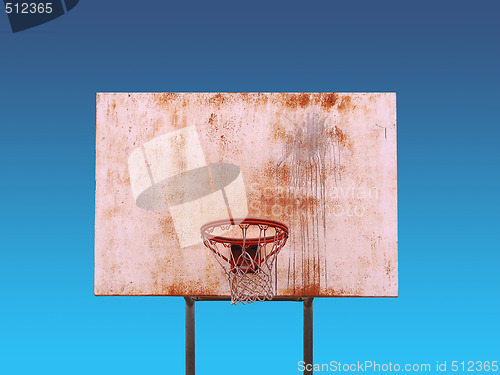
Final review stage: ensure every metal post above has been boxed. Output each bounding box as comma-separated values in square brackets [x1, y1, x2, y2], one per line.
[185, 297, 195, 375]
[303, 298, 314, 375]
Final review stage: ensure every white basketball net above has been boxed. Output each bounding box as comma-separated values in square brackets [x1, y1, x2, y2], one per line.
[201, 218, 289, 305]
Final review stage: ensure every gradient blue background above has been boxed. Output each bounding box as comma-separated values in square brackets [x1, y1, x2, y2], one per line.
[0, 1, 498, 374]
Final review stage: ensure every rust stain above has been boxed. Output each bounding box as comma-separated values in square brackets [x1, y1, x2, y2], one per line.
[255, 92, 270, 105]
[318, 93, 339, 110]
[165, 284, 187, 296]
[103, 207, 120, 222]
[338, 95, 354, 114]
[208, 93, 227, 108]
[208, 113, 217, 125]
[197, 260, 222, 294]
[238, 92, 271, 106]
[205, 112, 235, 153]
[272, 127, 286, 142]
[249, 171, 324, 219]
[301, 283, 321, 295]
[280, 93, 312, 109]
[154, 93, 180, 106]
[298, 93, 311, 107]
[279, 285, 362, 297]
[172, 108, 179, 128]
[276, 109, 341, 293]
[249, 105, 350, 295]
[334, 126, 347, 146]
[159, 217, 177, 239]
[330, 288, 362, 296]
[240, 92, 249, 103]
[386, 261, 392, 276]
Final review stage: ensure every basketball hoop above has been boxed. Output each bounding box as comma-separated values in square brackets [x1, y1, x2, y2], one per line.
[201, 218, 289, 305]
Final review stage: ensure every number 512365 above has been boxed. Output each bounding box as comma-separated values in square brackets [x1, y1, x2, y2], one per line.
[5, 3, 53, 14]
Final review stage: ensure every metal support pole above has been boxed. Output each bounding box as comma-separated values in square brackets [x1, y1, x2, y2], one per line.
[185, 297, 195, 375]
[303, 297, 314, 375]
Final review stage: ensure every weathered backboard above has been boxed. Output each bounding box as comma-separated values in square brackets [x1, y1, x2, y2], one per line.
[95, 93, 397, 298]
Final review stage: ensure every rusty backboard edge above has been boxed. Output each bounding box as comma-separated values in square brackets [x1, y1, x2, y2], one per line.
[93, 294, 398, 300]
